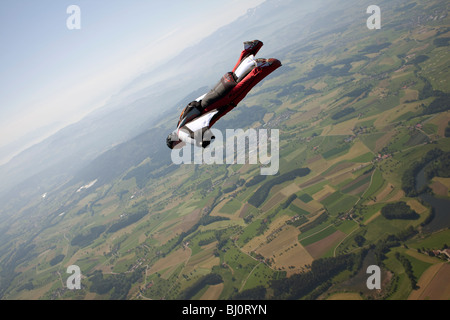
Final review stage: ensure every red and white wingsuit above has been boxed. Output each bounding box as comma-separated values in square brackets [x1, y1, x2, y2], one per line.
[167, 40, 281, 149]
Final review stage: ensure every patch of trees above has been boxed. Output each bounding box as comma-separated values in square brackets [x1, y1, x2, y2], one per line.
[434, 37, 450, 47]
[354, 235, 366, 247]
[232, 285, 267, 300]
[0, 242, 36, 298]
[281, 194, 297, 209]
[248, 168, 310, 208]
[197, 179, 212, 193]
[76, 204, 89, 215]
[49, 254, 65, 266]
[89, 268, 144, 299]
[270, 251, 365, 299]
[222, 180, 244, 194]
[331, 107, 356, 120]
[322, 144, 351, 160]
[18, 280, 34, 292]
[373, 227, 417, 263]
[106, 201, 149, 234]
[395, 252, 418, 289]
[245, 175, 267, 188]
[402, 148, 444, 197]
[344, 84, 372, 99]
[71, 225, 107, 247]
[423, 93, 450, 115]
[424, 150, 450, 180]
[197, 237, 216, 246]
[286, 215, 308, 227]
[406, 55, 429, 66]
[178, 273, 223, 299]
[445, 121, 450, 138]
[359, 42, 391, 54]
[401, 148, 445, 196]
[419, 76, 434, 100]
[421, 207, 435, 227]
[166, 215, 230, 255]
[276, 84, 318, 98]
[381, 202, 419, 220]
[298, 193, 313, 203]
[307, 63, 352, 79]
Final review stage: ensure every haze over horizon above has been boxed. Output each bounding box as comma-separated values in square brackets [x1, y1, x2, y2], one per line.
[0, 0, 265, 165]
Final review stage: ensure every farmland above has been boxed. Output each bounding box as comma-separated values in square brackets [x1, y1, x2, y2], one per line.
[0, 0, 449, 301]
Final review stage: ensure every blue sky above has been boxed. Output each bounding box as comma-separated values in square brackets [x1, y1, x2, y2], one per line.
[0, 0, 264, 164]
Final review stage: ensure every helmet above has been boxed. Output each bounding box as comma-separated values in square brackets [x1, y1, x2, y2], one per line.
[166, 132, 178, 149]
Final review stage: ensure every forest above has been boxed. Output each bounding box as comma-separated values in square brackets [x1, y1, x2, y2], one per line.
[248, 168, 310, 207]
[268, 251, 366, 300]
[380, 202, 420, 220]
[401, 148, 447, 196]
[89, 268, 144, 299]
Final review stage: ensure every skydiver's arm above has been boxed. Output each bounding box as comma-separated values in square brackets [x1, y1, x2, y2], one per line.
[177, 110, 219, 148]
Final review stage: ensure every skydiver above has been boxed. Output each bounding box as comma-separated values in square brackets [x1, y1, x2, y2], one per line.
[166, 40, 281, 149]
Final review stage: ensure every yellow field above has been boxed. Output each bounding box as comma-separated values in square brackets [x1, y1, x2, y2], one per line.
[261, 192, 286, 212]
[255, 225, 314, 275]
[406, 199, 428, 214]
[366, 183, 395, 204]
[329, 171, 353, 186]
[375, 130, 397, 153]
[413, 28, 437, 41]
[312, 184, 335, 201]
[338, 140, 372, 162]
[405, 249, 442, 264]
[304, 230, 347, 259]
[374, 102, 421, 128]
[323, 117, 360, 136]
[148, 247, 190, 275]
[427, 112, 450, 137]
[409, 263, 450, 300]
[185, 242, 220, 274]
[280, 183, 301, 197]
[400, 89, 419, 103]
[263, 112, 274, 123]
[292, 198, 322, 213]
[327, 292, 363, 300]
[363, 210, 381, 225]
[15, 281, 57, 300]
[200, 283, 224, 300]
[430, 177, 450, 197]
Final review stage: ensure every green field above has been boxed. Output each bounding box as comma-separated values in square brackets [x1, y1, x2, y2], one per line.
[1, 0, 449, 301]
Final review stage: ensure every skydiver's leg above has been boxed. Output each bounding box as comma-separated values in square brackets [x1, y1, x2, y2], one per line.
[234, 55, 257, 82]
[232, 40, 263, 73]
[229, 58, 282, 106]
[203, 58, 281, 113]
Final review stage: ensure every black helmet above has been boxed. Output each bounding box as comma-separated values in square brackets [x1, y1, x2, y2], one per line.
[166, 132, 178, 149]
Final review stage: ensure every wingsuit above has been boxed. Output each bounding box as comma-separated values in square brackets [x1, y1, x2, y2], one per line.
[166, 40, 281, 149]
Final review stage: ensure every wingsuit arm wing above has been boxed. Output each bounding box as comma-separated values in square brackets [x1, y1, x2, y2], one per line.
[177, 110, 218, 148]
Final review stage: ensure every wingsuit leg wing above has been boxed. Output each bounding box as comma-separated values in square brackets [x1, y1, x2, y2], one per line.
[232, 40, 264, 73]
[204, 57, 282, 114]
[168, 40, 281, 149]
